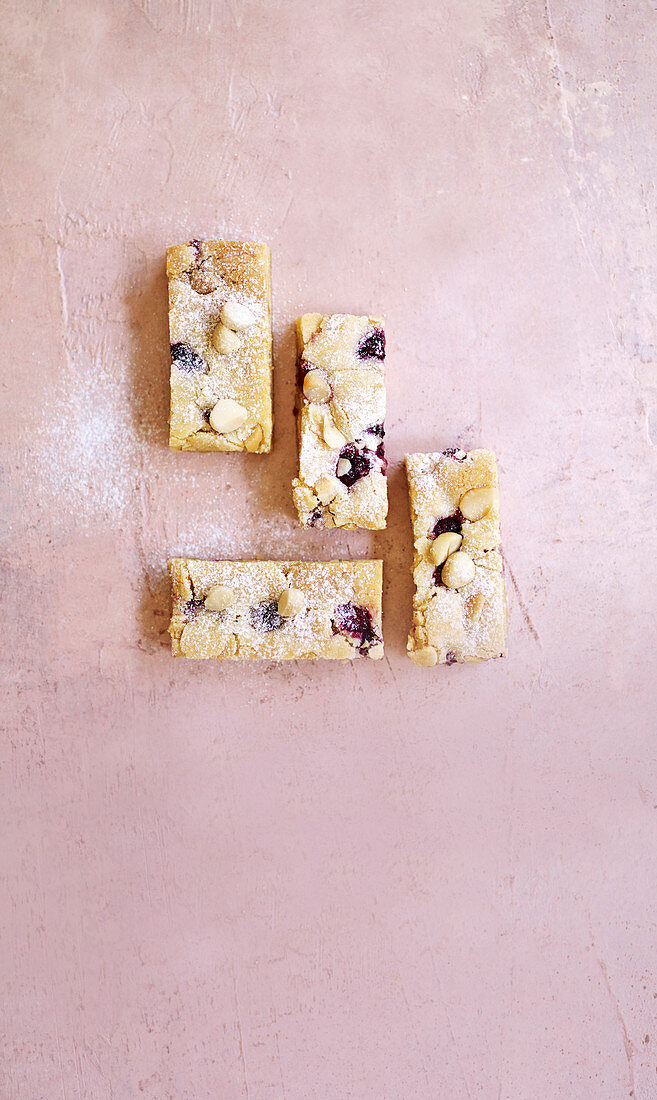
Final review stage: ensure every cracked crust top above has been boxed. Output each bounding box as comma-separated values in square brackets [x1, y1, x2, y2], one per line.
[406, 449, 507, 665]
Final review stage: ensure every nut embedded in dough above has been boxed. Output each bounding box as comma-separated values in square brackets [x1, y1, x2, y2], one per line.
[302, 368, 332, 404]
[204, 585, 235, 612]
[220, 299, 257, 331]
[315, 474, 344, 505]
[277, 588, 306, 619]
[320, 412, 347, 450]
[409, 645, 438, 667]
[209, 398, 249, 434]
[441, 550, 476, 590]
[459, 486, 499, 522]
[212, 322, 241, 355]
[430, 531, 463, 567]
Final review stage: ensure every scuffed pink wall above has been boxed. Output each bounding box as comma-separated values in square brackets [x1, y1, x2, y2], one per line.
[2, 1, 656, 1096]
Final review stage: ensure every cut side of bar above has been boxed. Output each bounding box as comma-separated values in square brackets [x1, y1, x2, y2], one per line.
[168, 239, 272, 452]
[292, 313, 388, 530]
[405, 449, 507, 666]
[169, 558, 384, 660]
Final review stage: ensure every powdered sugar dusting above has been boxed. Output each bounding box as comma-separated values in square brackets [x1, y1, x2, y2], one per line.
[30, 359, 135, 521]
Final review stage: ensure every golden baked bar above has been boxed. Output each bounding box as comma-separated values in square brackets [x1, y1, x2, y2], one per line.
[406, 449, 507, 666]
[169, 558, 384, 660]
[167, 239, 272, 452]
[292, 314, 388, 529]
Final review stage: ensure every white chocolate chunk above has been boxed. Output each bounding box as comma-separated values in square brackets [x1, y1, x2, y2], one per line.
[204, 585, 235, 612]
[315, 474, 344, 504]
[220, 299, 257, 331]
[459, 486, 499, 522]
[441, 550, 475, 589]
[430, 531, 463, 566]
[321, 412, 347, 450]
[209, 398, 249, 434]
[212, 322, 241, 355]
[410, 645, 438, 667]
[302, 369, 332, 403]
[277, 588, 306, 618]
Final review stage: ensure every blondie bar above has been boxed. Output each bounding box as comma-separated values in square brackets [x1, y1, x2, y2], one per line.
[168, 239, 272, 452]
[292, 314, 387, 529]
[406, 449, 507, 666]
[169, 558, 384, 660]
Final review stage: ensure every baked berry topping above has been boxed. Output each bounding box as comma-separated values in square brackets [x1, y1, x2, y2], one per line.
[189, 238, 203, 259]
[375, 441, 387, 472]
[201, 407, 212, 423]
[445, 651, 457, 664]
[336, 442, 375, 488]
[430, 513, 462, 539]
[443, 447, 467, 462]
[249, 599, 284, 632]
[332, 603, 378, 649]
[367, 423, 385, 437]
[357, 328, 385, 360]
[171, 342, 206, 374]
[432, 566, 443, 587]
[183, 597, 205, 618]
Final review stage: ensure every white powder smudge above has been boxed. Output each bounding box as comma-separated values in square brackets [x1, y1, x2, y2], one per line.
[29, 362, 135, 521]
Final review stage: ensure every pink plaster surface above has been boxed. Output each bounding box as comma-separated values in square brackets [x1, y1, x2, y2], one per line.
[2, 1, 656, 1096]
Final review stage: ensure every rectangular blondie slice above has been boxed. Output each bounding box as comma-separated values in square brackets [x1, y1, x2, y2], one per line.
[169, 558, 384, 660]
[292, 314, 388, 529]
[167, 239, 272, 452]
[405, 449, 507, 666]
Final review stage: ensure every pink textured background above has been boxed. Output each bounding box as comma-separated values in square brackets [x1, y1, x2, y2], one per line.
[2, 1, 656, 1097]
